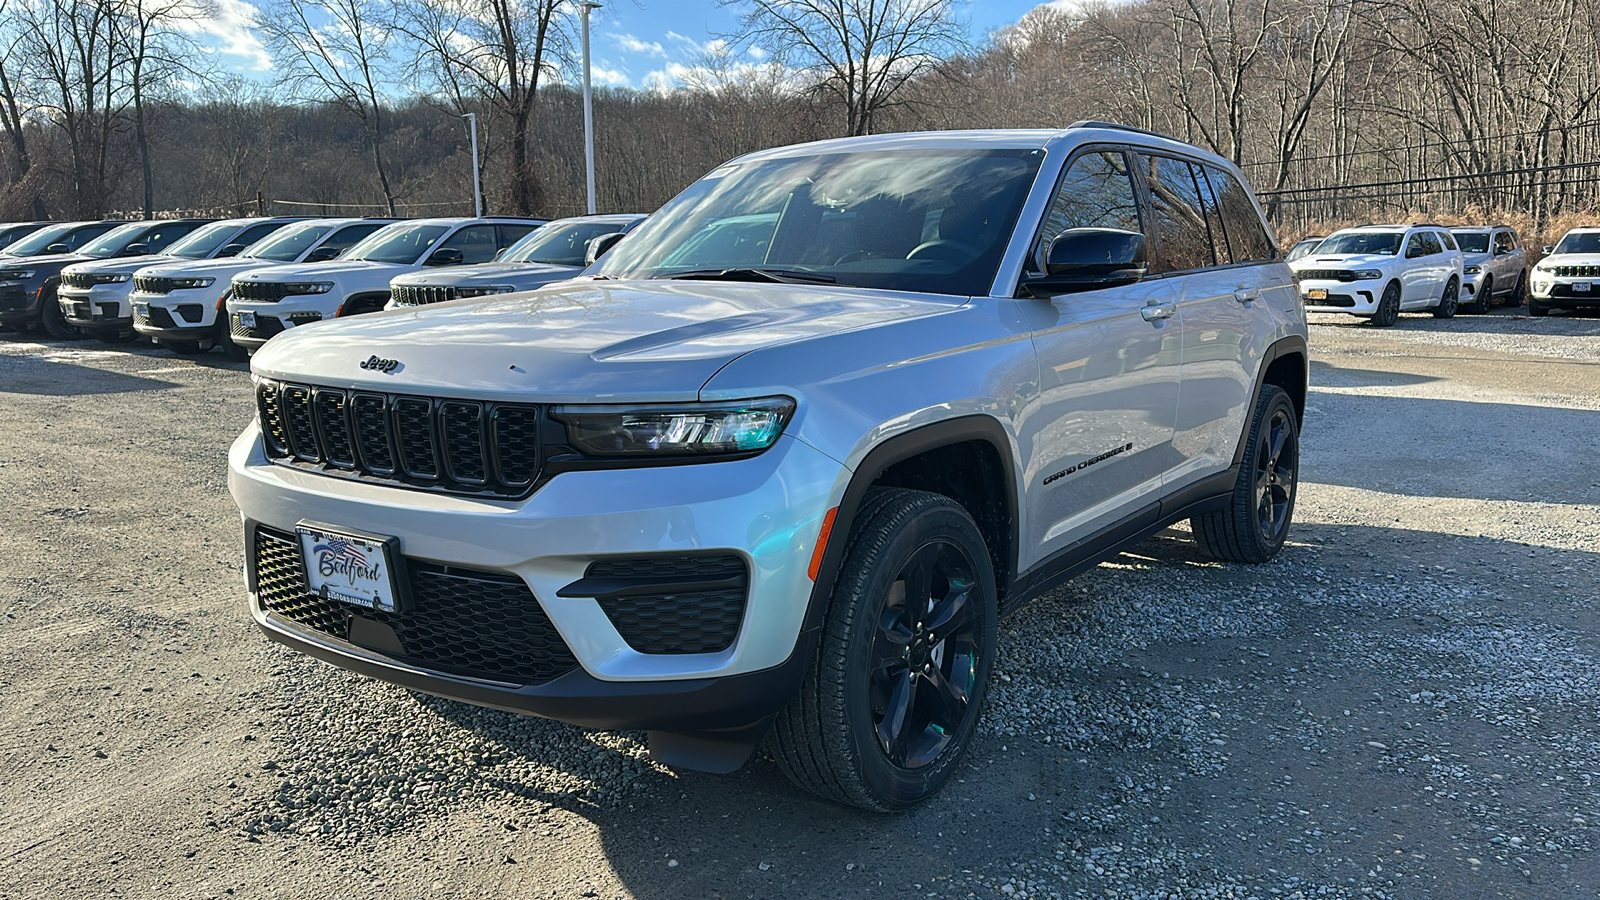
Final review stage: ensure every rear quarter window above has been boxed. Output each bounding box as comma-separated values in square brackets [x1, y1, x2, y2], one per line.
[1205, 165, 1277, 263]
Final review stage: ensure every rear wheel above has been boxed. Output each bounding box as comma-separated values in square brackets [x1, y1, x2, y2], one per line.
[40, 289, 84, 340]
[1431, 277, 1459, 318]
[1371, 282, 1401, 327]
[769, 488, 997, 812]
[1191, 385, 1299, 563]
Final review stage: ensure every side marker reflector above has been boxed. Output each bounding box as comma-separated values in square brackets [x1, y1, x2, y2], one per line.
[807, 507, 839, 582]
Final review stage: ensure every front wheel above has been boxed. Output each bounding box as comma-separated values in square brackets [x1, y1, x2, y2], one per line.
[1465, 275, 1493, 314]
[40, 290, 84, 340]
[769, 489, 997, 812]
[216, 317, 249, 361]
[1371, 281, 1401, 327]
[1431, 277, 1459, 318]
[1191, 385, 1300, 563]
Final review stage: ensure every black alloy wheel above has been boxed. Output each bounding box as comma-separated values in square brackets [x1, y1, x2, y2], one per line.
[1468, 274, 1493, 314]
[769, 488, 997, 811]
[1432, 277, 1459, 318]
[40, 286, 84, 340]
[1192, 385, 1300, 563]
[1372, 282, 1401, 327]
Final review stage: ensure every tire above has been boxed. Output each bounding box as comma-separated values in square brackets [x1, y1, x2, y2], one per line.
[1509, 270, 1528, 307]
[1191, 385, 1300, 564]
[1465, 275, 1492, 314]
[1431, 277, 1459, 319]
[769, 488, 998, 812]
[40, 289, 84, 340]
[216, 318, 248, 360]
[1371, 281, 1401, 327]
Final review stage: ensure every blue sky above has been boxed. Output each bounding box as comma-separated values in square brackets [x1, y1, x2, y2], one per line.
[195, 0, 1060, 90]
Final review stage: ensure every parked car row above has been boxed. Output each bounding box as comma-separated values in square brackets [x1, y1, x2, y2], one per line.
[0, 213, 645, 356]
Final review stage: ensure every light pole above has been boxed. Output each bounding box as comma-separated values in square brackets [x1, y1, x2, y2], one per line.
[580, 1, 601, 215]
[462, 112, 482, 217]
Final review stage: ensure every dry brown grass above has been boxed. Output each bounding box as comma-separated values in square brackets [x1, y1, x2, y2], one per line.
[1275, 207, 1600, 263]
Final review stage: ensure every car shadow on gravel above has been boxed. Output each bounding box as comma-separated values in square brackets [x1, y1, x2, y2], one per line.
[0, 355, 178, 395]
[1310, 309, 1600, 335]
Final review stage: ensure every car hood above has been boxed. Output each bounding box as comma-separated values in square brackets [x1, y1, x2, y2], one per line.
[252, 279, 968, 402]
[1460, 252, 1492, 266]
[235, 260, 408, 282]
[1541, 253, 1600, 268]
[134, 257, 285, 279]
[1292, 253, 1398, 269]
[391, 262, 580, 288]
[5, 252, 94, 272]
[63, 254, 171, 275]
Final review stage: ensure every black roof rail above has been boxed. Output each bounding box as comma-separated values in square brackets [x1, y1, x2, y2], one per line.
[1067, 120, 1172, 140]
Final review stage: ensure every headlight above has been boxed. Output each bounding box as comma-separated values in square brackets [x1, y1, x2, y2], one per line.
[1463, 265, 1481, 275]
[1534, 262, 1552, 272]
[553, 398, 796, 457]
[171, 277, 215, 289]
[0, 269, 36, 279]
[1352, 269, 1382, 280]
[94, 272, 132, 284]
[455, 285, 517, 298]
[281, 281, 335, 295]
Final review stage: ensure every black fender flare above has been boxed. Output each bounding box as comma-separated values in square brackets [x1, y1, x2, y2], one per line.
[338, 292, 392, 316]
[1231, 334, 1309, 467]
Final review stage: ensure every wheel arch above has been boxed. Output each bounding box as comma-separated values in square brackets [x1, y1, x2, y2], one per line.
[1233, 335, 1308, 467]
[337, 291, 391, 316]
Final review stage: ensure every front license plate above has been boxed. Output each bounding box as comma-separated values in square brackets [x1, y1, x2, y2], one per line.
[297, 525, 400, 612]
[1575, 282, 1591, 293]
[236, 310, 257, 328]
[1306, 288, 1328, 301]
[134, 302, 149, 317]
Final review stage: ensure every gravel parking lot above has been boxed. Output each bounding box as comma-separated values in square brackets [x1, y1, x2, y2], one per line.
[3, 308, 1599, 900]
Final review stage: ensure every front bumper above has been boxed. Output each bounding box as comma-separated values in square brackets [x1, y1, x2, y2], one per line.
[59, 285, 133, 333]
[132, 289, 223, 338]
[1300, 279, 1381, 315]
[1531, 276, 1600, 304]
[227, 296, 333, 348]
[0, 281, 43, 324]
[229, 423, 844, 728]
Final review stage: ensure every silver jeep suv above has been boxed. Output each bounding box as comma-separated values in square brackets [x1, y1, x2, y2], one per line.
[229, 123, 1308, 811]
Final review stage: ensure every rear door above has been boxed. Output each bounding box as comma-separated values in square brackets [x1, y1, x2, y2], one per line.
[1016, 146, 1182, 556]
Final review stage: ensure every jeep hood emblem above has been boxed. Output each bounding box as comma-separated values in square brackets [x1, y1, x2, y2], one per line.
[360, 354, 402, 374]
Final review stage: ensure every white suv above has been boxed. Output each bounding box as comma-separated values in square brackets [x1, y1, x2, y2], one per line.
[1528, 227, 1600, 317]
[132, 218, 395, 357]
[1291, 224, 1464, 326]
[230, 124, 1309, 810]
[226, 217, 545, 353]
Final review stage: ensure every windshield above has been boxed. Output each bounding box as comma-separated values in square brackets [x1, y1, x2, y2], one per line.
[504, 220, 634, 266]
[1553, 231, 1600, 255]
[1286, 238, 1322, 261]
[1315, 232, 1401, 256]
[80, 224, 150, 256]
[1452, 232, 1490, 253]
[244, 223, 332, 261]
[166, 222, 241, 259]
[593, 149, 1044, 296]
[343, 222, 450, 264]
[3, 223, 76, 255]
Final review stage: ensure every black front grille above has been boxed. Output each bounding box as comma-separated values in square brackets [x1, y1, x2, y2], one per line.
[60, 272, 97, 290]
[251, 526, 578, 685]
[136, 305, 179, 329]
[175, 304, 204, 323]
[133, 275, 177, 295]
[256, 379, 540, 499]
[1314, 293, 1357, 308]
[232, 313, 285, 341]
[232, 281, 291, 302]
[1553, 265, 1600, 278]
[1549, 284, 1600, 300]
[0, 285, 28, 311]
[390, 284, 457, 307]
[1296, 269, 1356, 282]
[584, 555, 749, 655]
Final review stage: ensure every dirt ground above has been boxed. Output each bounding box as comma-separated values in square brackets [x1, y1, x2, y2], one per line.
[2, 306, 1598, 900]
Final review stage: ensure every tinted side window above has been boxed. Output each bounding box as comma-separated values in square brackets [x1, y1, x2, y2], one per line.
[498, 223, 540, 248]
[1139, 153, 1215, 272]
[1205, 165, 1276, 262]
[1437, 231, 1456, 251]
[65, 223, 120, 250]
[324, 223, 385, 251]
[234, 222, 285, 247]
[439, 224, 499, 264]
[1406, 234, 1426, 258]
[1030, 149, 1142, 273]
[1193, 165, 1233, 264]
[140, 222, 203, 253]
[1420, 232, 1443, 255]
[1495, 231, 1516, 253]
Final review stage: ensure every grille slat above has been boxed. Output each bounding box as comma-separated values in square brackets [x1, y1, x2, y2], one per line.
[233, 282, 290, 302]
[60, 272, 96, 290]
[1553, 265, 1600, 278]
[1296, 268, 1357, 282]
[252, 526, 578, 684]
[390, 285, 457, 307]
[256, 380, 538, 498]
[133, 275, 177, 295]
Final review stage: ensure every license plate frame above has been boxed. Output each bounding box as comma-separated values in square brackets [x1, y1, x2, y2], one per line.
[1575, 282, 1591, 293]
[295, 521, 407, 613]
[1306, 288, 1329, 301]
[236, 310, 257, 328]
[133, 301, 149, 318]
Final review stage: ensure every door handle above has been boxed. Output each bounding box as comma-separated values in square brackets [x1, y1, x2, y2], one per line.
[1141, 303, 1176, 321]
[1234, 287, 1259, 303]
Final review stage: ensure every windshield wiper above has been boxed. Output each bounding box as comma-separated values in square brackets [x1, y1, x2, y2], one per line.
[662, 267, 836, 284]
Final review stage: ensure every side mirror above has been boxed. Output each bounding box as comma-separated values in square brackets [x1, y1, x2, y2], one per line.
[217, 243, 248, 258]
[1544, 245, 1555, 254]
[120, 243, 150, 257]
[426, 247, 464, 266]
[585, 232, 625, 266]
[45, 242, 70, 253]
[1021, 228, 1147, 298]
[305, 245, 341, 262]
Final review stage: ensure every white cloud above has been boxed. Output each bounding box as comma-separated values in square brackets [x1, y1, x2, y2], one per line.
[747, 46, 767, 60]
[612, 33, 666, 57]
[178, 0, 272, 72]
[590, 66, 631, 87]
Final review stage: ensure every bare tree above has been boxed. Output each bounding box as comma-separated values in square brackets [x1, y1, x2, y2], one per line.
[259, 0, 399, 213]
[117, 0, 208, 217]
[722, 0, 967, 136]
[0, 0, 45, 217]
[395, 0, 569, 215]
